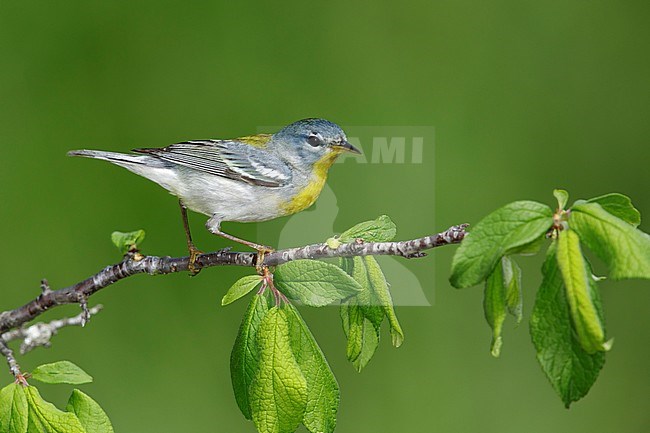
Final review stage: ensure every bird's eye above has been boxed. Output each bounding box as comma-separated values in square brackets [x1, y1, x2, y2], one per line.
[307, 134, 321, 147]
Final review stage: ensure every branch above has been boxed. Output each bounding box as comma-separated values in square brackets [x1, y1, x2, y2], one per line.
[0, 224, 467, 342]
[2, 305, 103, 355]
[0, 339, 21, 378]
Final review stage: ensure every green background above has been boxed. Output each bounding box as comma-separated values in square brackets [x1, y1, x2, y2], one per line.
[1, 1, 649, 432]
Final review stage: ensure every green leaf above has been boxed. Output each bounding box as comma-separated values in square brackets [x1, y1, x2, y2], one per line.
[250, 307, 307, 433]
[341, 300, 364, 362]
[338, 255, 403, 369]
[66, 389, 114, 433]
[554, 189, 569, 210]
[530, 243, 606, 407]
[508, 235, 546, 256]
[230, 293, 270, 420]
[585, 193, 641, 227]
[349, 259, 381, 324]
[274, 260, 362, 307]
[556, 230, 608, 353]
[0, 383, 28, 433]
[341, 297, 380, 371]
[110, 230, 145, 254]
[483, 256, 522, 357]
[286, 304, 340, 433]
[483, 258, 507, 357]
[503, 256, 523, 323]
[31, 361, 93, 385]
[351, 320, 379, 371]
[325, 237, 341, 249]
[222, 275, 262, 306]
[25, 386, 86, 433]
[363, 256, 404, 347]
[338, 215, 397, 243]
[450, 201, 553, 288]
[346, 258, 384, 330]
[570, 202, 650, 279]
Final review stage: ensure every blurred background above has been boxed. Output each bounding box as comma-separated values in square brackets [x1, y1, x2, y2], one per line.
[1, 1, 648, 432]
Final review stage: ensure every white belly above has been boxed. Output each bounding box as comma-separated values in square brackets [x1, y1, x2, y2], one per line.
[170, 168, 292, 222]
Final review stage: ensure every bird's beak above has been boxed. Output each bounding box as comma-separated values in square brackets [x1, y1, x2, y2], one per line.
[332, 140, 362, 154]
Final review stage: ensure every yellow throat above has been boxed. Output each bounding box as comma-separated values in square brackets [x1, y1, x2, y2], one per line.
[280, 151, 340, 215]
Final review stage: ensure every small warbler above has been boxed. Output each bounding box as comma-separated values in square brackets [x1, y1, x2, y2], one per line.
[68, 118, 361, 272]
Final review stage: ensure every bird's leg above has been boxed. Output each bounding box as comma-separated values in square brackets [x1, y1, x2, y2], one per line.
[213, 230, 274, 254]
[215, 230, 274, 273]
[179, 200, 202, 275]
[206, 217, 273, 273]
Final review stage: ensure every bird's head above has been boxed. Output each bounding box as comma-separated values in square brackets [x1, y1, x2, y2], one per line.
[272, 118, 361, 169]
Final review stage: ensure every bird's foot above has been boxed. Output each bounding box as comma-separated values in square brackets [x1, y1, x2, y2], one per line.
[255, 245, 275, 275]
[188, 245, 204, 276]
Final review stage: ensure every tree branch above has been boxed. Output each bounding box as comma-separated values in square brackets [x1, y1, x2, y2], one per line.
[2, 305, 103, 355]
[0, 339, 21, 378]
[0, 224, 467, 370]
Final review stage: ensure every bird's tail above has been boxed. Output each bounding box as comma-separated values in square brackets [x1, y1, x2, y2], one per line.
[67, 149, 149, 165]
[67, 149, 176, 192]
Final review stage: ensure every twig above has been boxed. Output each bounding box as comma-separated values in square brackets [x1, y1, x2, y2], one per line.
[2, 305, 103, 355]
[0, 339, 21, 378]
[0, 224, 467, 343]
[40, 278, 52, 295]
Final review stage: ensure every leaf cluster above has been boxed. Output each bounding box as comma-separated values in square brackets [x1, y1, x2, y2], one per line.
[0, 361, 113, 433]
[224, 215, 404, 432]
[450, 191, 650, 407]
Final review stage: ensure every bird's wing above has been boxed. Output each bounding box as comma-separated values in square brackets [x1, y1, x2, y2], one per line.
[132, 138, 291, 187]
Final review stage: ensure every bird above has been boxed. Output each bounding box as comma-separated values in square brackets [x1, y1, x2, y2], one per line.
[68, 118, 361, 273]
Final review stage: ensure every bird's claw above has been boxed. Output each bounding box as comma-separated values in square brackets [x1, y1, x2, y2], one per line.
[255, 246, 275, 275]
[188, 245, 204, 276]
